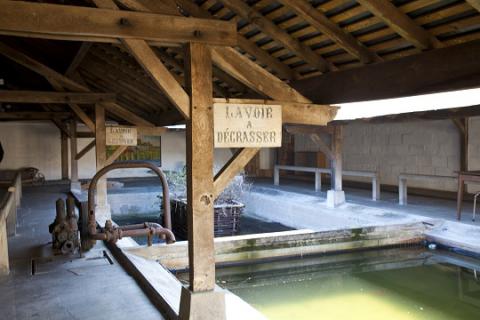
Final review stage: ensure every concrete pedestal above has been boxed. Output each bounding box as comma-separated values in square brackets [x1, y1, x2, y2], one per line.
[326, 190, 345, 208]
[70, 181, 82, 194]
[179, 286, 226, 320]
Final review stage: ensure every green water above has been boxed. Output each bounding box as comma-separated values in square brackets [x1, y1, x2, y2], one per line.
[215, 249, 480, 320]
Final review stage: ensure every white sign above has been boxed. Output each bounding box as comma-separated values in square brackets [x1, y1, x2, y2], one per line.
[214, 103, 282, 148]
[106, 126, 137, 146]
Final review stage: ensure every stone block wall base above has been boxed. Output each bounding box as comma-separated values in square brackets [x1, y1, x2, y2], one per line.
[326, 190, 346, 208]
[179, 286, 227, 320]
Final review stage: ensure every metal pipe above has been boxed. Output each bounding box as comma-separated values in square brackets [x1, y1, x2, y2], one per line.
[87, 161, 171, 236]
[91, 223, 175, 245]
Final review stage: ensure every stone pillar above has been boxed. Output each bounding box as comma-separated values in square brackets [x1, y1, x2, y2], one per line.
[327, 125, 345, 207]
[95, 104, 110, 221]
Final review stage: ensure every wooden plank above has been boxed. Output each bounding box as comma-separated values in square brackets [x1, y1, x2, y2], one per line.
[0, 112, 71, 120]
[220, 0, 332, 72]
[105, 146, 128, 166]
[356, 0, 442, 50]
[137, 126, 167, 136]
[0, 1, 237, 46]
[213, 148, 260, 199]
[185, 42, 215, 292]
[292, 40, 480, 104]
[0, 90, 115, 104]
[213, 98, 337, 126]
[75, 139, 96, 160]
[281, 0, 379, 64]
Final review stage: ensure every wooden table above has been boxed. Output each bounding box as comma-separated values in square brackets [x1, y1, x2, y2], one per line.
[456, 171, 480, 220]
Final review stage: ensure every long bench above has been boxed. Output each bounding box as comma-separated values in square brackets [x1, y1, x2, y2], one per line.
[0, 171, 22, 275]
[398, 173, 457, 205]
[274, 165, 381, 201]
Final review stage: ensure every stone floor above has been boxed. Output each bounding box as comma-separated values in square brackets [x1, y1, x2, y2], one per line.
[0, 185, 165, 320]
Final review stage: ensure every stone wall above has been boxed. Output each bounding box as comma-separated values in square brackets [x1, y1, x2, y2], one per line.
[294, 117, 480, 192]
[0, 122, 232, 180]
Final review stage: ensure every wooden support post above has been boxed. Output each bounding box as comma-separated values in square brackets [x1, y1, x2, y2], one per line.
[0, 218, 8, 275]
[69, 120, 81, 192]
[61, 129, 69, 180]
[179, 42, 226, 320]
[327, 126, 345, 207]
[95, 104, 110, 220]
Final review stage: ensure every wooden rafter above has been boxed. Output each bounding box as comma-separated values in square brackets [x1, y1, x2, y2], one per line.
[105, 146, 128, 166]
[65, 42, 92, 77]
[92, 0, 191, 119]
[0, 42, 155, 127]
[466, 0, 480, 12]
[219, 0, 334, 73]
[0, 0, 237, 46]
[0, 90, 115, 104]
[75, 139, 96, 160]
[173, 0, 297, 80]
[280, 0, 379, 64]
[213, 148, 260, 199]
[356, 0, 443, 50]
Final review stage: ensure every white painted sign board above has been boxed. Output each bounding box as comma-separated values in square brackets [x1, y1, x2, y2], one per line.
[106, 126, 137, 146]
[214, 103, 282, 148]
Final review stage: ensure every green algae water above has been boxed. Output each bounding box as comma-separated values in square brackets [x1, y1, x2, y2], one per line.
[214, 248, 480, 320]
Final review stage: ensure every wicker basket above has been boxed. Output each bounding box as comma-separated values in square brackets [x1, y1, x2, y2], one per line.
[171, 198, 244, 238]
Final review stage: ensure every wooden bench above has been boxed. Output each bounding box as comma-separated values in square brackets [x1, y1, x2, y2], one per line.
[0, 171, 22, 275]
[274, 165, 381, 201]
[398, 173, 456, 205]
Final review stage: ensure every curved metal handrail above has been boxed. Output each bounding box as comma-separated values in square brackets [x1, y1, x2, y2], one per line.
[87, 161, 171, 235]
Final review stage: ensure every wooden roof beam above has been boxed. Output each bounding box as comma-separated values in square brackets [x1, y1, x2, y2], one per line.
[219, 0, 334, 73]
[172, 0, 297, 80]
[466, 1, 480, 12]
[356, 0, 442, 50]
[0, 90, 115, 104]
[92, 0, 191, 119]
[0, 0, 237, 46]
[0, 112, 71, 120]
[280, 0, 380, 64]
[0, 42, 156, 127]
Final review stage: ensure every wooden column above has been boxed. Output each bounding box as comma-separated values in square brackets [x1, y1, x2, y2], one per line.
[95, 104, 109, 218]
[69, 120, 80, 190]
[0, 218, 8, 275]
[331, 126, 343, 191]
[180, 42, 225, 320]
[184, 42, 215, 292]
[60, 129, 69, 180]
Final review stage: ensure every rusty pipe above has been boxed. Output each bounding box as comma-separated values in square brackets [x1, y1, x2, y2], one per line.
[91, 223, 175, 245]
[87, 161, 171, 236]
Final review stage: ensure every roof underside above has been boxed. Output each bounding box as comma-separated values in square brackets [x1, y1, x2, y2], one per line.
[1, 0, 480, 126]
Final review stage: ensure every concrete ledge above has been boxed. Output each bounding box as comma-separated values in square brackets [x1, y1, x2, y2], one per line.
[126, 223, 426, 270]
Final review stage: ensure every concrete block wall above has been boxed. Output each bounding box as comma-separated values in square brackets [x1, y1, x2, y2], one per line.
[0, 122, 232, 181]
[294, 117, 480, 193]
